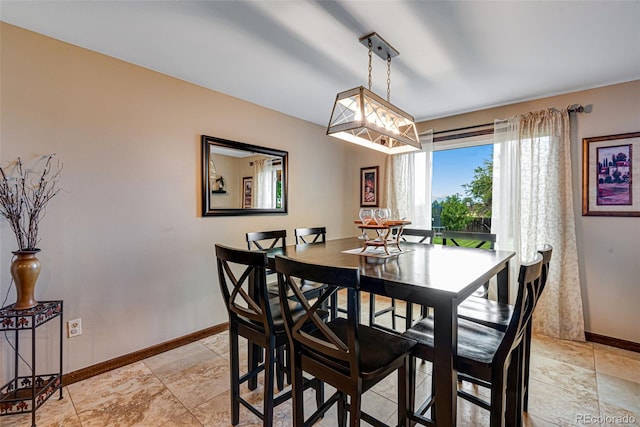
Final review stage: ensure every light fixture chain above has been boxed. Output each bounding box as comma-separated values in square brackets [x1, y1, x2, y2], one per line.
[387, 56, 391, 102]
[367, 39, 373, 91]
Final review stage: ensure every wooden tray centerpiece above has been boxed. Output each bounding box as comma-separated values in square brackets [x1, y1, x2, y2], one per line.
[354, 219, 411, 255]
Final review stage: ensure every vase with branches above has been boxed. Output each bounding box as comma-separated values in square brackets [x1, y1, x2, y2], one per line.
[0, 154, 62, 309]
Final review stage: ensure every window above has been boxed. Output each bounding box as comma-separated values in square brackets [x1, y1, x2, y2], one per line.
[432, 143, 493, 232]
[398, 133, 493, 231]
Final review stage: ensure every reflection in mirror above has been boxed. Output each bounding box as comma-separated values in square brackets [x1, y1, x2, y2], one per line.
[202, 135, 288, 216]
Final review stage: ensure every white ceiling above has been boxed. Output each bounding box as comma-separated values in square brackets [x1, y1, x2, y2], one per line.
[2, 1, 639, 126]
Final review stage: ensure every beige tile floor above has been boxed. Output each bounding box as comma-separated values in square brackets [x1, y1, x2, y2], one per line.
[2, 295, 639, 426]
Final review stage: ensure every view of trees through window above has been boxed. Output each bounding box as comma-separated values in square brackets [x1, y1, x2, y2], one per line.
[431, 144, 493, 233]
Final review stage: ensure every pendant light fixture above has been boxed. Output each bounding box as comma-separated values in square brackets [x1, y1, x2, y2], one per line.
[327, 32, 420, 154]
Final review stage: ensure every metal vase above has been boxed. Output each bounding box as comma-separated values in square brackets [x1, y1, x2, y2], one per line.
[10, 250, 41, 310]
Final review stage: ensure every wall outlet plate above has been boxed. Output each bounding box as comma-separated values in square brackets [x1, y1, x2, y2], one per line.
[68, 318, 82, 338]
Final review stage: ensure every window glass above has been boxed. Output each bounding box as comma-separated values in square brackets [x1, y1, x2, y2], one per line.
[431, 141, 493, 233]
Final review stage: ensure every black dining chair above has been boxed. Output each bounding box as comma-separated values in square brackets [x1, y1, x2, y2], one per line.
[247, 229, 326, 298]
[294, 227, 327, 244]
[246, 229, 328, 386]
[246, 229, 287, 290]
[215, 244, 324, 426]
[294, 226, 345, 320]
[369, 228, 435, 331]
[275, 254, 417, 427]
[442, 230, 497, 298]
[457, 244, 552, 414]
[246, 229, 288, 265]
[402, 252, 544, 427]
[245, 230, 290, 388]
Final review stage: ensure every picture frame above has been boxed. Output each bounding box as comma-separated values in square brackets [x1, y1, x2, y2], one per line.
[582, 131, 640, 216]
[360, 166, 379, 207]
[242, 176, 253, 209]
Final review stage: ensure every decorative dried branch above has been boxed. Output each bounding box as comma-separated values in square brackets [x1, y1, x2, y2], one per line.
[0, 154, 62, 251]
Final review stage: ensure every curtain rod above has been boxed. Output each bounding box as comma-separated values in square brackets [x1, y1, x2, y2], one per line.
[421, 104, 585, 139]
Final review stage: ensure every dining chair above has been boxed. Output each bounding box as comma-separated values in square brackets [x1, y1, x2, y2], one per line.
[246, 229, 287, 287]
[522, 244, 552, 412]
[442, 230, 497, 298]
[369, 228, 435, 331]
[246, 229, 287, 257]
[441, 230, 496, 249]
[245, 230, 289, 387]
[294, 226, 346, 321]
[215, 244, 324, 426]
[247, 229, 325, 296]
[246, 229, 328, 387]
[457, 244, 552, 414]
[294, 227, 327, 244]
[275, 254, 417, 427]
[402, 252, 544, 427]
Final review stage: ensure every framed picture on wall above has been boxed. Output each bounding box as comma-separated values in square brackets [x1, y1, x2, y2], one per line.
[242, 176, 252, 209]
[360, 166, 379, 207]
[582, 131, 640, 216]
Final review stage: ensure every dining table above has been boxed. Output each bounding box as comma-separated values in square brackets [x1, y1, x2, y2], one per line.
[263, 236, 515, 426]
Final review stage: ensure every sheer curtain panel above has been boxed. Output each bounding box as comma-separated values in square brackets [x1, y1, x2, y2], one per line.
[385, 131, 433, 227]
[253, 159, 274, 208]
[492, 109, 585, 341]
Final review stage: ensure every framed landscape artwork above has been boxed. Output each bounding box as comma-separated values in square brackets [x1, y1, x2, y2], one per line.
[582, 132, 640, 216]
[360, 166, 379, 207]
[242, 176, 252, 209]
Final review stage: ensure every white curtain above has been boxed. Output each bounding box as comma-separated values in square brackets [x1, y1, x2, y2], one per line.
[253, 159, 274, 209]
[385, 131, 433, 227]
[492, 109, 585, 341]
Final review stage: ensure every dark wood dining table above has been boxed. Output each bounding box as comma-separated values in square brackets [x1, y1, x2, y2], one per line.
[264, 236, 515, 426]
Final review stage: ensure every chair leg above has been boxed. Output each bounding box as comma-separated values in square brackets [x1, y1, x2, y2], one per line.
[368, 293, 376, 326]
[330, 292, 338, 320]
[405, 302, 414, 330]
[292, 353, 305, 427]
[391, 298, 397, 330]
[398, 356, 410, 427]
[506, 344, 525, 427]
[349, 393, 362, 427]
[248, 340, 261, 390]
[407, 356, 416, 418]
[264, 344, 276, 427]
[523, 323, 533, 411]
[230, 326, 240, 425]
[315, 380, 324, 409]
[490, 368, 507, 427]
[276, 345, 285, 391]
[338, 392, 347, 427]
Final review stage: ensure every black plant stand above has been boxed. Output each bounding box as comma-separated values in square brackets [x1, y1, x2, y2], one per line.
[0, 301, 63, 427]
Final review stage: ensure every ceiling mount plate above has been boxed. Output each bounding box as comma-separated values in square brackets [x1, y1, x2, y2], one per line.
[359, 32, 399, 60]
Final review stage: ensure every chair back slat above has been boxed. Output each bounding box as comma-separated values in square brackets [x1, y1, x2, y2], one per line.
[295, 227, 327, 244]
[536, 244, 553, 301]
[496, 253, 543, 360]
[215, 244, 273, 334]
[284, 274, 348, 356]
[246, 230, 287, 250]
[441, 231, 496, 249]
[275, 255, 360, 369]
[400, 228, 435, 244]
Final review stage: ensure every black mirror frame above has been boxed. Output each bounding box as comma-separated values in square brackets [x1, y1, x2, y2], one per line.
[201, 135, 288, 216]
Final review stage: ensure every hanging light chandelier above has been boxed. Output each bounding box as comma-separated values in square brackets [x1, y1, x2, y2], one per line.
[327, 32, 420, 154]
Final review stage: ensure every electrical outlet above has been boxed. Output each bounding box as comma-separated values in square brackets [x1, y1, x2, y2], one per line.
[67, 318, 82, 338]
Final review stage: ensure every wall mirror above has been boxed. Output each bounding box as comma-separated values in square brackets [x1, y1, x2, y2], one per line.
[201, 135, 288, 216]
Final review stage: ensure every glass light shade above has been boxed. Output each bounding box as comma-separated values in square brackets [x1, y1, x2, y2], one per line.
[327, 86, 421, 154]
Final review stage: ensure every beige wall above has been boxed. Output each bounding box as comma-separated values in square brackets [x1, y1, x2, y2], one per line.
[0, 23, 385, 377]
[417, 80, 640, 344]
[2, 21, 636, 381]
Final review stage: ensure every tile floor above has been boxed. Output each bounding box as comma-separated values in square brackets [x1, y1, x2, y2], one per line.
[2, 295, 639, 426]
